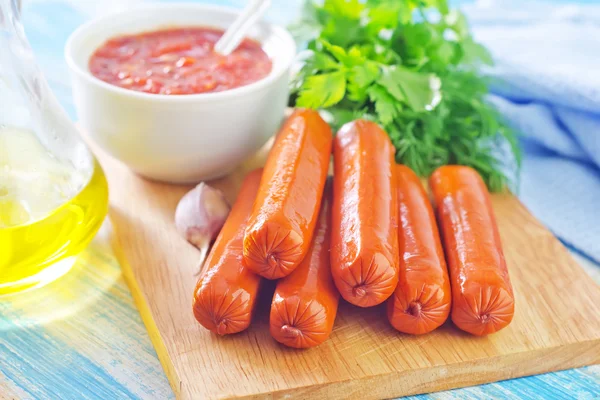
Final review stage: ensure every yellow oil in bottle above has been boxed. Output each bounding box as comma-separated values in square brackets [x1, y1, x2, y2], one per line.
[0, 128, 108, 295]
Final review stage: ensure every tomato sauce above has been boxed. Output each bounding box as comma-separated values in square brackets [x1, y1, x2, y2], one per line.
[89, 27, 272, 95]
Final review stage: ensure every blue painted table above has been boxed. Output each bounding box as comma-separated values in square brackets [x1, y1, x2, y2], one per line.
[1, 1, 599, 399]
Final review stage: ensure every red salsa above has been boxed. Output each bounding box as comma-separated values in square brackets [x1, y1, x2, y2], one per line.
[89, 27, 272, 95]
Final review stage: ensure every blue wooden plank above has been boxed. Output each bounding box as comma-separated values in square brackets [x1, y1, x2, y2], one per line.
[1, 225, 174, 399]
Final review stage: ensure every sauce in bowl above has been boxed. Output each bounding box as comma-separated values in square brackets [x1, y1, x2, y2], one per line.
[89, 27, 272, 95]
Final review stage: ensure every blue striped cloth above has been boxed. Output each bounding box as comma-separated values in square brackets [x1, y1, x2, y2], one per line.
[463, 0, 600, 263]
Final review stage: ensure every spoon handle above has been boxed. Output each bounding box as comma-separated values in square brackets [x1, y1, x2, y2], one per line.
[214, 0, 271, 56]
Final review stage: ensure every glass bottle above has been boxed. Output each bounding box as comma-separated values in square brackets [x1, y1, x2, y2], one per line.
[0, 0, 109, 294]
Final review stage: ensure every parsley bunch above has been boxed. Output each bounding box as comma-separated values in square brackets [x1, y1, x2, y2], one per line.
[289, 0, 520, 191]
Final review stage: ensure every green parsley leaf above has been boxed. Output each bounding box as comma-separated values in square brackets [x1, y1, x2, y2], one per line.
[379, 66, 441, 112]
[296, 71, 347, 108]
[461, 37, 494, 66]
[347, 62, 380, 102]
[321, 16, 365, 48]
[365, 2, 402, 35]
[445, 10, 470, 40]
[320, 40, 365, 67]
[368, 84, 399, 125]
[322, 0, 364, 20]
[308, 52, 339, 71]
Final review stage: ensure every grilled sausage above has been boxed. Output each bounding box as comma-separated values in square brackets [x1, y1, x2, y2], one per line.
[430, 165, 514, 336]
[387, 165, 451, 334]
[331, 120, 399, 307]
[193, 169, 263, 335]
[243, 109, 333, 279]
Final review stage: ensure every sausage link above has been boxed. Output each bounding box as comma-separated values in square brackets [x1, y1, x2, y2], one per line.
[387, 165, 451, 334]
[331, 120, 399, 307]
[270, 180, 339, 348]
[430, 166, 515, 336]
[243, 109, 333, 279]
[193, 169, 263, 335]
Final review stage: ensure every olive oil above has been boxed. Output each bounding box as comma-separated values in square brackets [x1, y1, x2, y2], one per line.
[0, 128, 108, 294]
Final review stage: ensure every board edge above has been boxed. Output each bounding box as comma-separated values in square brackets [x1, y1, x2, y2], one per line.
[108, 213, 182, 398]
[229, 339, 600, 400]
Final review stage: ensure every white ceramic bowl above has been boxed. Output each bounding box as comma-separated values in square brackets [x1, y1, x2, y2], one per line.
[65, 3, 295, 183]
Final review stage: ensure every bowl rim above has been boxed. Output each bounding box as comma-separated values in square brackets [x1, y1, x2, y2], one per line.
[64, 2, 297, 103]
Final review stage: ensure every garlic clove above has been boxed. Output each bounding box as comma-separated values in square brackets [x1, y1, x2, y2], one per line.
[175, 182, 230, 250]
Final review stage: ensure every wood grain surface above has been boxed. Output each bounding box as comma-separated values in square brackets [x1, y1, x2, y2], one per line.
[102, 142, 600, 400]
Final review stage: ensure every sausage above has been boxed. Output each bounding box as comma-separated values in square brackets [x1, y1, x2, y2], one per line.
[270, 180, 339, 348]
[193, 169, 263, 335]
[429, 165, 515, 336]
[387, 165, 451, 334]
[243, 109, 333, 279]
[331, 120, 399, 307]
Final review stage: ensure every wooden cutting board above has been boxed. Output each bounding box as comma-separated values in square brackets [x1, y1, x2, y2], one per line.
[102, 142, 600, 400]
